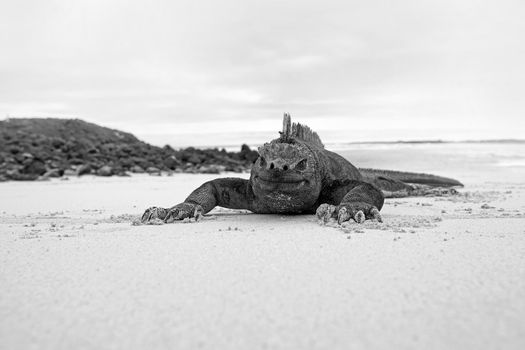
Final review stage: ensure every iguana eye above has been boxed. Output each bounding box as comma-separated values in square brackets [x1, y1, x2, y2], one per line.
[295, 158, 307, 171]
[259, 157, 266, 167]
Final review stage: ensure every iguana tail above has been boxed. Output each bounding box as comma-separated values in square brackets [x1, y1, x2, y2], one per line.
[359, 168, 463, 187]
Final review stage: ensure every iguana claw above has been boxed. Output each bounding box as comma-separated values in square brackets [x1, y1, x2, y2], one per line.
[337, 207, 351, 224]
[194, 206, 204, 221]
[163, 203, 204, 223]
[317, 203, 382, 225]
[354, 210, 365, 224]
[316, 204, 337, 223]
[370, 207, 383, 222]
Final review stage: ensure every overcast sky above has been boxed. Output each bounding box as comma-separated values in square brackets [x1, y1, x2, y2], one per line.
[1, 0, 524, 146]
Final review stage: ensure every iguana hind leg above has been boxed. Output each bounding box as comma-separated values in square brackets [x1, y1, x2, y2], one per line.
[367, 175, 459, 198]
[370, 175, 414, 193]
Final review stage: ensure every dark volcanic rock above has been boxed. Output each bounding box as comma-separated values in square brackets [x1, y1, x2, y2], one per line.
[146, 167, 161, 175]
[240, 144, 259, 163]
[163, 155, 181, 170]
[5, 168, 39, 181]
[42, 169, 63, 178]
[51, 137, 65, 149]
[76, 164, 92, 176]
[187, 154, 202, 165]
[130, 165, 145, 173]
[198, 165, 221, 174]
[97, 165, 113, 176]
[7, 145, 22, 154]
[21, 158, 47, 176]
[0, 118, 257, 181]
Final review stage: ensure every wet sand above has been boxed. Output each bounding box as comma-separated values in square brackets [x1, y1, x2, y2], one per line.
[1, 174, 525, 349]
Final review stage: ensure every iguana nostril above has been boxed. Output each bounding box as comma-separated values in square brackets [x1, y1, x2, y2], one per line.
[283, 165, 289, 171]
[269, 162, 275, 170]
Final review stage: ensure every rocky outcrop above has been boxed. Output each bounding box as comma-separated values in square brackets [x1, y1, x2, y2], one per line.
[0, 118, 259, 181]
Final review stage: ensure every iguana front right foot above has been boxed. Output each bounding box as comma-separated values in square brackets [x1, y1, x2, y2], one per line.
[316, 201, 383, 225]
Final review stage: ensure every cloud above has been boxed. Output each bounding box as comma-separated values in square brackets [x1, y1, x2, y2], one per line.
[1, 0, 524, 145]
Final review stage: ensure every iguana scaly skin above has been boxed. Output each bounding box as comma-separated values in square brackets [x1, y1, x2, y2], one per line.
[141, 114, 462, 224]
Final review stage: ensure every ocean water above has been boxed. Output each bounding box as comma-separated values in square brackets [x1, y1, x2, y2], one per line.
[332, 142, 525, 185]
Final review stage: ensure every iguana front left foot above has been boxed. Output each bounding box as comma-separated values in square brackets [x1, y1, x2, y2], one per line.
[163, 203, 204, 223]
[141, 203, 204, 224]
[141, 206, 170, 223]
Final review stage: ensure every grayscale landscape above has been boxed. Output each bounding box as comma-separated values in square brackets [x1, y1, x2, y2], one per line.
[1, 0, 524, 349]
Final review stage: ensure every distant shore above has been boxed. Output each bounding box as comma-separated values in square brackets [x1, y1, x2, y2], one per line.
[0, 118, 258, 182]
[2, 118, 525, 182]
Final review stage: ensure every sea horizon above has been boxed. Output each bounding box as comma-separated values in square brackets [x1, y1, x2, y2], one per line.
[183, 138, 525, 152]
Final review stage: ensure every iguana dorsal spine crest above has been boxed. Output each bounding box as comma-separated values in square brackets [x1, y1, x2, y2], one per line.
[279, 113, 324, 148]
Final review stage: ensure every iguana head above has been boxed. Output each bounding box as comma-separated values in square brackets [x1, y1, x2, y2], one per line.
[250, 114, 323, 211]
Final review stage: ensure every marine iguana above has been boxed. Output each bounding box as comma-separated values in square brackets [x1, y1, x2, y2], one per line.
[141, 114, 462, 224]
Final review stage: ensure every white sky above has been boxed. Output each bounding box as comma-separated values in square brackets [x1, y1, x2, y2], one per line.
[1, 0, 524, 146]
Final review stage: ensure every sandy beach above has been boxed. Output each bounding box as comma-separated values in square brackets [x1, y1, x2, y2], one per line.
[1, 169, 525, 350]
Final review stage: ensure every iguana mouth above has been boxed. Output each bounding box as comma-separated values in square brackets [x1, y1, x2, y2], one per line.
[254, 175, 307, 186]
